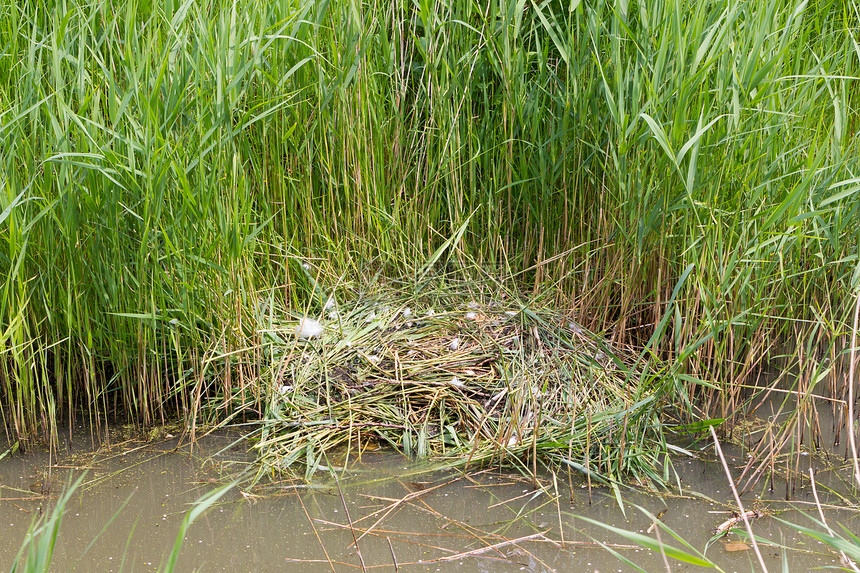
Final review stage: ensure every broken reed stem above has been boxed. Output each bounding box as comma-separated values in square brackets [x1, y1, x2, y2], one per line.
[330, 464, 368, 573]
[553, 471, 564, 545]
[387, 536, 399, 572]
[809, 468, 860, 573]
[296, 491, 337, 573]
[531, 392, 542, 489]
[430, 532, 546, 562]
[709, 425, 769, 573]
[352, 480, 454, 545]
[652, 523, 672, 573]
[848, 290, 860, 488]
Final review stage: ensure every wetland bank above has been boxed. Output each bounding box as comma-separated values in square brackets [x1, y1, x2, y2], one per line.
[2, 0, 860, 569]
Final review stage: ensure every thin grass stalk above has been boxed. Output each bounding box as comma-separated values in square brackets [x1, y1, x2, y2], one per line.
[849, 290, 860, 487]
[709, 425, 768, 573]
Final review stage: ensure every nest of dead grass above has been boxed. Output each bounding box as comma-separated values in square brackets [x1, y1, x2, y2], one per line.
[230, 284, 668, 486]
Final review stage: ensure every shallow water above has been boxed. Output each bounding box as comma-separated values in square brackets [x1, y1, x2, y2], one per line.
[0, 426, 857, 572]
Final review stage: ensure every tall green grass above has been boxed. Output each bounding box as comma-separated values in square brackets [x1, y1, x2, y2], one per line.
[1, 0, 858, 480]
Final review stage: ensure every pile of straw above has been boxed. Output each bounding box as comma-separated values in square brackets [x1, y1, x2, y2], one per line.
[250, 289, 666, 485]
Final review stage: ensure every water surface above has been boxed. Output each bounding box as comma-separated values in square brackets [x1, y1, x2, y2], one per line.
[0, 426, 856, 572]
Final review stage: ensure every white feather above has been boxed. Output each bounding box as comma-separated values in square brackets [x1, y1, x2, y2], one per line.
[295, 317, 324, 339]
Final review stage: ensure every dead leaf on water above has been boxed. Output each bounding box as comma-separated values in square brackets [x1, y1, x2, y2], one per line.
[723, 541, 751, 552]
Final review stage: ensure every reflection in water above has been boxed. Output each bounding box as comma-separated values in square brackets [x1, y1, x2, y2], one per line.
[0, 427, 852, 572]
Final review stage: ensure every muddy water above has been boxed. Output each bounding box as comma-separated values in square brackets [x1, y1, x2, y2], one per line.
[0, 427, 856, 572]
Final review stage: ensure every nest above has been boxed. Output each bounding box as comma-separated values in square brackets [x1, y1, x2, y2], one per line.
[245, 292, 666, 485]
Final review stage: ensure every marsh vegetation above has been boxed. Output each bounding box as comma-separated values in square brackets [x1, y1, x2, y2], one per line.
[1, 0, 860, 568]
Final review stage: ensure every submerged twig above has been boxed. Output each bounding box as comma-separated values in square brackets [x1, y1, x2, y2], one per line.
[295, 492, 337, 573]
[387, 536, 399, 572]
[424, 532, 546, 562]
[351, 478, 458, 545]
[330, 464, 367, 573]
